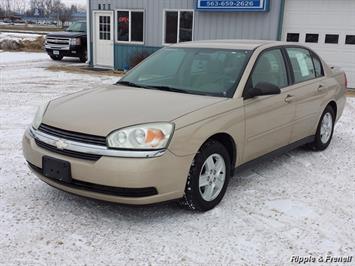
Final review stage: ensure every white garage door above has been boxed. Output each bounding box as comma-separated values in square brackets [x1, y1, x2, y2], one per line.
[282, 0, 355, 88]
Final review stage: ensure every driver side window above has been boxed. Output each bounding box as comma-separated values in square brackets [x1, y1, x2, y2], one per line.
[250, 49, 289, 89]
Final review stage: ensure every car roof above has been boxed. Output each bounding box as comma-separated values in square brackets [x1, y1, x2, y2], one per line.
[171, 39, 287, 50]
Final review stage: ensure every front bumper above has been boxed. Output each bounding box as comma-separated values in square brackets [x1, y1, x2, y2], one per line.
[46, 45, 84, 58]
[22, 128, 193, 205]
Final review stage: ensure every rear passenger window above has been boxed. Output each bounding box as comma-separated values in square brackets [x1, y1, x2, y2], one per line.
[250, 49, 288, 89]
[286, 48, 316, 83]
[312, 54, 324, 78]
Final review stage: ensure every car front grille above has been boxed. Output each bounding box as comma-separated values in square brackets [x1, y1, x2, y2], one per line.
[38, 124, 107, 146]
[35, 139, 102, 161]
[27, 162, 158, 198]
[45, 37, 70, 49]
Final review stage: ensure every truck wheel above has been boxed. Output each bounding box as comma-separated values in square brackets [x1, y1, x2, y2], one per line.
[50, 55, 63, 61]
[309, 105, 335, 151]
[79, 51, 87, 63]
[179, 140, 231, 212]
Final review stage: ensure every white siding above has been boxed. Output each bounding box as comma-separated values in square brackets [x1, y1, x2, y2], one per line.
[89, 0, 281, 46]
[282, 0, 355, 88]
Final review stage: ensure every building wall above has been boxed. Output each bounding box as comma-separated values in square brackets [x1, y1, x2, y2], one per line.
[89, 0, 283, 69]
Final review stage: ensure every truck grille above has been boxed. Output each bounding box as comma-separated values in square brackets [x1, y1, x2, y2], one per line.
[45, 37, 70, 50]
[38, 124, 107, 146]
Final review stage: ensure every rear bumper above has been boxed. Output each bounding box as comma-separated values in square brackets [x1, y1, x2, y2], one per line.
[23, 128, 193, 205]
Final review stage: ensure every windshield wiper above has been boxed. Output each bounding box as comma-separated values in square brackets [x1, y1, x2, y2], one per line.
[144, 85, 195, 94]
[116, 80, 148, 88]
[146, 85, 217, 96]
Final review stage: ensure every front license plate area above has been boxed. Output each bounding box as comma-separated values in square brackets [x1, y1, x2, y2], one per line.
[53, 50, 60, 55]
[43, 156, 72, 183]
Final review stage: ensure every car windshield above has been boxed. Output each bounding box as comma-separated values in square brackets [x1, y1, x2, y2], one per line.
[66, 22, 86, 32]
[118, 48, 252, 97]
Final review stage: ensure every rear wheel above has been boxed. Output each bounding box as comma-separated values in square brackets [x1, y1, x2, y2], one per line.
[179, 140, 231, 212]
[309, 105, 335, 151]
[50, 55, 63, 61]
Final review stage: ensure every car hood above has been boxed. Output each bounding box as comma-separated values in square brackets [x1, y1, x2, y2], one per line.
[47, 31, 86, 38]
[42, 85, 225, 136]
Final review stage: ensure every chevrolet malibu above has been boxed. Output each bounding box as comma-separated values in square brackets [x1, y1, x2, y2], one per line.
[23, 40, 347, 211]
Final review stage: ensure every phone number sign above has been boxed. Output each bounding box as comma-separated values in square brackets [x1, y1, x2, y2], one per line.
[197, 0, 269, 12]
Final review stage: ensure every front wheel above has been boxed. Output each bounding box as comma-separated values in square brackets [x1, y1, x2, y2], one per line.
[79, 50, 87, 63]
[309, 105, 335, 151]
[50, 55, 63, 61]
[179, 140, 231, 212]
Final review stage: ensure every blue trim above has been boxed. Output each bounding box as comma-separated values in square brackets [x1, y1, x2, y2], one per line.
[196, 0, 270, 12]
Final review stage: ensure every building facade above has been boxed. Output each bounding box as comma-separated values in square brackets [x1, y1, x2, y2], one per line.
[87, 0, 355, 87]
[87, 0, 282, 70]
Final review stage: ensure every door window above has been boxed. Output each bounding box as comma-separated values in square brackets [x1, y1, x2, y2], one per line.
[312, 54, 324, 78]
[286, 48, 316, 83]
[99, 16, 111, 40]
[250, 49, 288, 89]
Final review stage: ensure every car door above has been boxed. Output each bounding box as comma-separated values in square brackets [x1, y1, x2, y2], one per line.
[284, 47, 329, 142]
[242, 48, 296, 163]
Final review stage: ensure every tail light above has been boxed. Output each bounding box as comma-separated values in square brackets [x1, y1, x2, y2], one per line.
[344, 73, 348, 89]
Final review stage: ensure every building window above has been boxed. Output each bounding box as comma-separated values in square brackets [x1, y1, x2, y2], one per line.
[116, 10, 144, 43]
[164, 10, 194, 44]
[102, 4, 106, 10]
[286, 33, 299, 42]
[345, 35, 355, 45]
[98, 4, 101, 10]
[305, 33, 319, 43]
[99, 16, 111, 40]
[108, 4, 111, 10]
[325, 34, 339, 44]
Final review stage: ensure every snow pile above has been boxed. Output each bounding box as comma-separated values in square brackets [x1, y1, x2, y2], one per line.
[0, 32, 44, 51]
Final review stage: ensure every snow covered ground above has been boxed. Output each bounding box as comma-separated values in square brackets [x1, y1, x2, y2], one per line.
[0, 52, 354, 265]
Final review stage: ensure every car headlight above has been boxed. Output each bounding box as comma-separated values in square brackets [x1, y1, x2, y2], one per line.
[107, 123, 174, 150]
[32, 101, 50, 130]
[70, 38, 81, 46]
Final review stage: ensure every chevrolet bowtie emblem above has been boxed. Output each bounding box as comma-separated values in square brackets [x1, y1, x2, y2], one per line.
[55, 139, 68, 150]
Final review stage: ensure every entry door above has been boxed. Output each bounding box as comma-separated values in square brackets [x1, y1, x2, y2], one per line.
[93, 11, 114, 68]
[242, 49, 295, 163]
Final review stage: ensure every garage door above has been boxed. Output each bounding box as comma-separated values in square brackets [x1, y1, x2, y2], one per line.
[282, 0, 355, 88]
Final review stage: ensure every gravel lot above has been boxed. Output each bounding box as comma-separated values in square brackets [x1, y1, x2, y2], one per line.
[0, 52, 354, 265]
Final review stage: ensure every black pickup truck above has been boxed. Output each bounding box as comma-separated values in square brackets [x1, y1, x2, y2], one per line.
[45, 21, 87, 62]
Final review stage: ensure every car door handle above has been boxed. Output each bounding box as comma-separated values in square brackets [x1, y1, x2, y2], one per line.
[284, 94, 295, 103]
[318, 84, 326, 92]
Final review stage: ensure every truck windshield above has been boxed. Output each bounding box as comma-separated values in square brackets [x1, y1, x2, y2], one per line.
[66, 22, 87, 32]
[118, 47, 252, 98]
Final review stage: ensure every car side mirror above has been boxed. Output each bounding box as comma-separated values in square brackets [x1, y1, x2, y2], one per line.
[246, 82, 281, 99]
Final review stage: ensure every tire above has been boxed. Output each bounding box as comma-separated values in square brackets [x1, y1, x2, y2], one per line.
[79, 50, 87, 63]
[179, 140, 231, 212]
[309, 105, 335, 151]
[50, 55, 63, 61]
